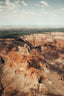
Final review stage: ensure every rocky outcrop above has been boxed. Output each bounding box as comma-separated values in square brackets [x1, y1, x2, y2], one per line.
[0, 32, 64, 96]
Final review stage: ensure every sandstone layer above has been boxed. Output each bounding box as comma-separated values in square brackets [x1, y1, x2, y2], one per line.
[0, 32, 64, 96]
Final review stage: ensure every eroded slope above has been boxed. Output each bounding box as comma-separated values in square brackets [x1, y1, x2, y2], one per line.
[0, 32, 64, 96]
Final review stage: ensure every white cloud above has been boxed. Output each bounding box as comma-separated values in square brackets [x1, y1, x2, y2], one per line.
[40, 11, 48, 14]
[40, 8, 48, 15]
[0, 8, 2, 12]
[25, 11, 35, 15]
[0, 5, 3, 9]
[18, 10, 42, 18]
[0, 0, 20, 15]
[34, 4, 40, 7]
[34, 1, 48, 13]
[0, 5, 6, 9]
[0, 1, 3, 4]
[41, 5, 44, 8]
[54, 14, 58, 17]
[20, 10, 36, 16]
[22, 1, 27, 7]
[40, 1, 48, 7]
[5, 0, 20, 11]
[53, 7, 64, 15]
[60, 7, 64, 10]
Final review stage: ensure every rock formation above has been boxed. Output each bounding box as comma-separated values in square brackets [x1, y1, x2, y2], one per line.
[0, 32, 64, 96]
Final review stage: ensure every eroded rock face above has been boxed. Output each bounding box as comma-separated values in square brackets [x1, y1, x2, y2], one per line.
[0, 32, 64, 96]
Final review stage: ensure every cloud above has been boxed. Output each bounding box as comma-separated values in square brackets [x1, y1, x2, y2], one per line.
[20, 10, 35, 16]
[0, 8, 2, 12]
[0, 0, 20, 15]
[18, 10, 42, 18]
[34, 4, 40, 7]
[41, 5, 44, 8]
[40, 8, 48, 15]
[40, 11, 48, 14]
[22, 1, 27, 7]
[53, 7, 64, 15]
[34, 0, 48, 11]
[5, 0, 20, 11]
[0, 1, 3, 4]
[0, 5, 7, 10]
[40, 1, 48, 7]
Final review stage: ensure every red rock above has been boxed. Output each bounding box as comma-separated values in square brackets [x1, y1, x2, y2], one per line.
[0, 33, 64, 96]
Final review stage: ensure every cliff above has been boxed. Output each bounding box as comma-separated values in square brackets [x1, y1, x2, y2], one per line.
[0, 32, 64, 96]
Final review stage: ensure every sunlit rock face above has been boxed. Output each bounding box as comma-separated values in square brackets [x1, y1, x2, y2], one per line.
[0, 32, 64, 96]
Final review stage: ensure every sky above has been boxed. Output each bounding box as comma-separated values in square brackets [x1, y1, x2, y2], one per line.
[0, 0, 64, 26]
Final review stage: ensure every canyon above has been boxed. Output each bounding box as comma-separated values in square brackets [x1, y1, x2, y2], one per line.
[0, 32, 64, 96]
